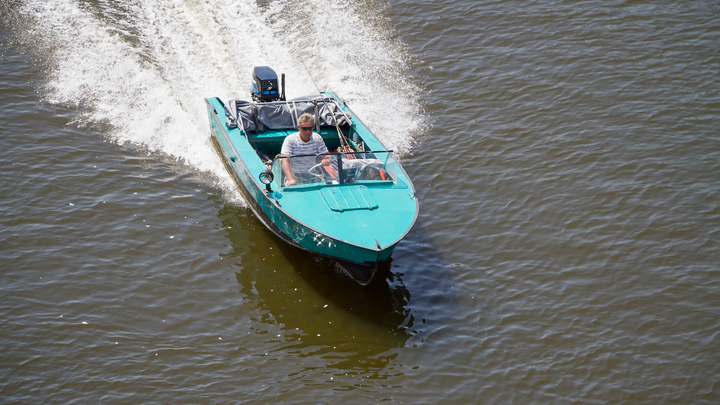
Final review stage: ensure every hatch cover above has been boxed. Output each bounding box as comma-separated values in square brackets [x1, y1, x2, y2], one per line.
[320, 186, 378, 212]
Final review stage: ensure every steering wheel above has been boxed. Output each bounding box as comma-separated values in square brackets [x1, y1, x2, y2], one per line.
[308, 163, 326, 179]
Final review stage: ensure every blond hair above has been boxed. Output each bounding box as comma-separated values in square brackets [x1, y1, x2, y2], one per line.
[297, 113, 314, 126]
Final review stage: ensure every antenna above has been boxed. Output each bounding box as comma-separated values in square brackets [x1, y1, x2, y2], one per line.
[299, 58, 322, 95]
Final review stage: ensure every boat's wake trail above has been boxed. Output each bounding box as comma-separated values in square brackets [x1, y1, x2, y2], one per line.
[9, 0, 425, 202]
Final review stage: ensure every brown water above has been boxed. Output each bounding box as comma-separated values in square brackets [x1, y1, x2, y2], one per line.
[2, 0, 720, 403]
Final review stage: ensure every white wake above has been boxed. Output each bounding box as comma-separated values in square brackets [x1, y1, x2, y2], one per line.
[16, 0, 424, 201]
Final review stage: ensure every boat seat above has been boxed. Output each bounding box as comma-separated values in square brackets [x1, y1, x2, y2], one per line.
[249, 129, 342, 155]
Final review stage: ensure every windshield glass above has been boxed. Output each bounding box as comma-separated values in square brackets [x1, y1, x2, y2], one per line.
[272, 151, 396, 187]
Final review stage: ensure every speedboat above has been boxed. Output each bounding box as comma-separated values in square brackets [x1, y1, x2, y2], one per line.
[204, 66, 418, 284]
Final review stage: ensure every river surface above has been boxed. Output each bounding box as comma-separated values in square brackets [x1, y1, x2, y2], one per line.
[2, 0, 719, 403]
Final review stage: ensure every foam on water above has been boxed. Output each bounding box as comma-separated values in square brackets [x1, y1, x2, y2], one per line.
[15, 0, 424, 202]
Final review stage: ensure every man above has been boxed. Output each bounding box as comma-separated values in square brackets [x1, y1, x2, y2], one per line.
[280, 113, 331, 186]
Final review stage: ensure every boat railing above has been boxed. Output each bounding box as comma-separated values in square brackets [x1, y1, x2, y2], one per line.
[271, 150, 397, 187]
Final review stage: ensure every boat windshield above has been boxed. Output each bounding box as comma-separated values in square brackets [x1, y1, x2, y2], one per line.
[272, 150, 397, 187]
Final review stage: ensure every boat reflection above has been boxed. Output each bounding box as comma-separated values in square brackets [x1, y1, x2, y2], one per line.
[213, 195, 416, 376]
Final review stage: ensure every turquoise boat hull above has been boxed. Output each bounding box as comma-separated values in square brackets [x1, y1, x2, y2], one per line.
[205, 92, 418, 283]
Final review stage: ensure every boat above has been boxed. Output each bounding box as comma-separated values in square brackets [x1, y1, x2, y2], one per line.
[204, 66, 418, 284]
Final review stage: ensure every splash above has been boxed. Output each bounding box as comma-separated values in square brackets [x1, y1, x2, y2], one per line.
[14, 0, 424, 201]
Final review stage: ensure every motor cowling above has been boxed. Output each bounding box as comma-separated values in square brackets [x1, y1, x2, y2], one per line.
[251, 66, 285, 102]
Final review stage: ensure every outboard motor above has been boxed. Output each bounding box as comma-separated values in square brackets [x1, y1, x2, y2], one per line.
[251, 66, 285, 103]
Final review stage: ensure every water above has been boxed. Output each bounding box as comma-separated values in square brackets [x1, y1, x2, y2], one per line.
[2, 0, 719, 403]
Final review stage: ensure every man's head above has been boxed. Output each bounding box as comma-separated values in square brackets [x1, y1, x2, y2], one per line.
[297, 113, 315, 133]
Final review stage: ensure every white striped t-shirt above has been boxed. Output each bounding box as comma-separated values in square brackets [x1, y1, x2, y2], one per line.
[280, 132, 329, 175]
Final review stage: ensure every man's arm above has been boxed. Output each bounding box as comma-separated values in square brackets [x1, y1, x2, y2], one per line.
[316, 136, 331, 166]
[281, 155, 296, 186]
